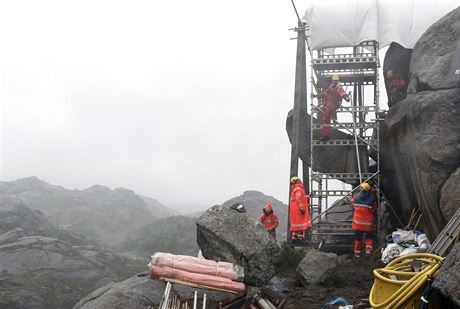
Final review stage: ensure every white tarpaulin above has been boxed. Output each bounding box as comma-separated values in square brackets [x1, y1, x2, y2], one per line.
[303, 0, 460, 50]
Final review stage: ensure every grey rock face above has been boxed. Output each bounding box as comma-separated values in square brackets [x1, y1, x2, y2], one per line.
[0, 196, 57, 239]
[380, 88, 460, 240]
[409, 7, 460, 91]
[74, 273, 238, 309]
[433, 243, 460, 306]
[296, 249, 338, 285]
[73, 274, 165, 309]
[196, 206, 281, 286]
[0, 198, 144, 308]
[439, 167, 460, 223]
[286, 110, 368, 180]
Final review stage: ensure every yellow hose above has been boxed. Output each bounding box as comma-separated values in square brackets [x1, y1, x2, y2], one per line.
[369, 253, 443, 309]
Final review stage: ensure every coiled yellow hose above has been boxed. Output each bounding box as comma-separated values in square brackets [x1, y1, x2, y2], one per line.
[369, 253, 443, 309]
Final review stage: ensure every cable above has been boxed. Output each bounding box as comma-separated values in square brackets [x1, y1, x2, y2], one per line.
[290, 0, 301, 24]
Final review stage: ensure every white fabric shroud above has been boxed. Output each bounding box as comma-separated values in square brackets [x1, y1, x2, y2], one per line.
[303, 0, 460, 50]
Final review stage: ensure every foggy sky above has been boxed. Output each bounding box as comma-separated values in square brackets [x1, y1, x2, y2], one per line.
[0, 0, 388, 212]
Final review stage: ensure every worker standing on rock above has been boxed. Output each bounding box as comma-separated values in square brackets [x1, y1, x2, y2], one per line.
[313, 75, 350, 141]
[259, 204, 279, 239]
[386, 70, 406, 105]
[289, 177, 312, 241]
[352, 183, 377, 257]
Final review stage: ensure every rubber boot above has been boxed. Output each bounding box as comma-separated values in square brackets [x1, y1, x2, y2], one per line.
[365, 238, 374, 255]
[354, 240, 362, 257]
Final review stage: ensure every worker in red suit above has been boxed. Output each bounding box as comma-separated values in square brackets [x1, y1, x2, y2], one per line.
[386, 70, 406, 105]
[289, 176, 312, 240]
[352, 182, 377, 257]
[313, 74, 350, 141]
[259, 204, 279, 239]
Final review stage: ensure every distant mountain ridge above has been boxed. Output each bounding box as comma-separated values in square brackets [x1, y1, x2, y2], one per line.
[0, 177, 176, 246]
[0, 195, 144, 308]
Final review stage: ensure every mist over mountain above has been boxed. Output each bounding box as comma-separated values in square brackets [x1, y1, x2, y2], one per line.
[0, 196, 144, 308]
[0, 177, 176, 247]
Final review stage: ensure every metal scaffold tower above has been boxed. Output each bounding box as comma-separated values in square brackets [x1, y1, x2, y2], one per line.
[307, 40, 381, 252]
[286, 17, 382, 252]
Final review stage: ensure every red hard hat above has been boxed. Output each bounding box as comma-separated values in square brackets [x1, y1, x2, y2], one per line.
[263, 204, 273, 212]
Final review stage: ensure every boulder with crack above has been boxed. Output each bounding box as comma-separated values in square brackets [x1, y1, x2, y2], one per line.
[196, 205, 281, 286]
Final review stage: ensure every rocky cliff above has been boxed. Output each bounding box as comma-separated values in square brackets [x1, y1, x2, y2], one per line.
[380, 7, 460, 240]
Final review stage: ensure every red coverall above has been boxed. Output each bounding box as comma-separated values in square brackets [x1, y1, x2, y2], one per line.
[316, 83, 350, 137]
[289, 183, 312, 238]
[351, 191, 377, 257]
[259, 204, 279, 238]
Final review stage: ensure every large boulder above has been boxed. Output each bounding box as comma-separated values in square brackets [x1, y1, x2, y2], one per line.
[380, 6, 460, 240]
[196, 205, 281, 286]
[286, 110, 369, 179]
[73, 273, 239, 309]
[296, 249, 338, 285]
[409, 8, 460, 91]
[439, 167, 460, 223]
[433, 243, 460, 307]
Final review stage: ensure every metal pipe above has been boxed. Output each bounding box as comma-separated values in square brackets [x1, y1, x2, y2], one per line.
[255, 295, 277, 309]
[202, 294, 206, 309]
[193, 291, 197, 309]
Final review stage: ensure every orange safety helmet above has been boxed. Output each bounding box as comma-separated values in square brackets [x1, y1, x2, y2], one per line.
[263, 203, 273, 212]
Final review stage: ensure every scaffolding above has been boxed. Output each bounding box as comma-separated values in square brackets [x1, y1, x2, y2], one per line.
[308, 40, 381, 252]
[286, 22, 381, 253]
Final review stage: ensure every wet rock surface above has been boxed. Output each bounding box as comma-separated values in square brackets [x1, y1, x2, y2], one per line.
[296, 249, 338, 285]
[380, 6, 460, 241]
[196, 205, 281, 286]
[73, 273, 239, 309]
[433, 243, 460, 307]
[439, 167, 460, 223]
[409, 7, 460, 91]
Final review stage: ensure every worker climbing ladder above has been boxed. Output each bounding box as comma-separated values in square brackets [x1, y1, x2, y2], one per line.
[287, 22, 381, 253]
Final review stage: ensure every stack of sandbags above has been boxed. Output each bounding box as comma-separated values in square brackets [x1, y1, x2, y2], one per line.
[148, 252, 246, 293]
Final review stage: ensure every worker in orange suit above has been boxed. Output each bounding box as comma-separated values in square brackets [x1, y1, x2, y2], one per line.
[259, 204, 279, 239]
[352, 182, 377, 257]
[289, 176, 312, 240]
[313, 74, 350, 141]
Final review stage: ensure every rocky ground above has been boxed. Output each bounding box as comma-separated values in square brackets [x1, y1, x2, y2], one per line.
[283, 252, 381, 309]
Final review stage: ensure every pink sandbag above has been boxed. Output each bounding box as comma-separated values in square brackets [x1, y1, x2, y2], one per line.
[150, 252, 238, 281]
[149, 264, 246, 294]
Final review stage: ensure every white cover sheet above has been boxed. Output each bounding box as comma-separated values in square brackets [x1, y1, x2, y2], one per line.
[303, 0, 459, 50]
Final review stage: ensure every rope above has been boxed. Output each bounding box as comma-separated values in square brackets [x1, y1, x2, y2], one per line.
[350, 92, 363, 184]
